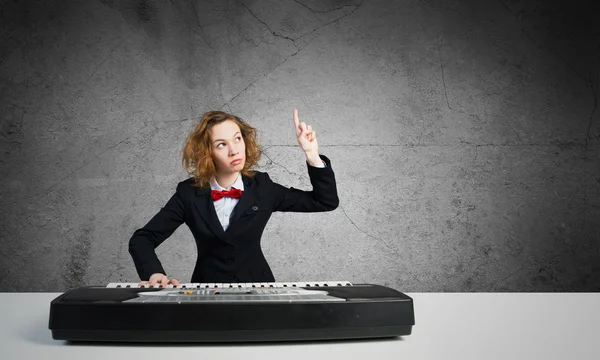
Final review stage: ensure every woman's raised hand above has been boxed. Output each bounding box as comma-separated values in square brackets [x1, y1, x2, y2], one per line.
[293, 108, 318, 155]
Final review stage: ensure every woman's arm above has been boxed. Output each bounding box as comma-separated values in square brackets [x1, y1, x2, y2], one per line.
[128, 183, 186, 281]
[270, 154, 339, 212]
[270, 109, 339, 212]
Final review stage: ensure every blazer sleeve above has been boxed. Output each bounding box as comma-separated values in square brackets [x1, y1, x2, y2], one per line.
[270, 154, 339, 212]
[128, 182, 186, 280]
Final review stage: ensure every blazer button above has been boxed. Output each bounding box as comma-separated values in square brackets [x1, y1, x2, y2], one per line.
[227, 257, 234, 263]
[252, 206, 258, 211]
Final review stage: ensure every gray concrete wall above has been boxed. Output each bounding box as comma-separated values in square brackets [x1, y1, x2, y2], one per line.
[0, 0, 598, 292]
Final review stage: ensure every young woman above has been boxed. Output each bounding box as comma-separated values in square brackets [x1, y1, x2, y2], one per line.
[129, 109, 339, 287]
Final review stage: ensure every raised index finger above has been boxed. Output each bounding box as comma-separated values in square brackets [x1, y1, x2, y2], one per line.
[293, 109, 299, 129]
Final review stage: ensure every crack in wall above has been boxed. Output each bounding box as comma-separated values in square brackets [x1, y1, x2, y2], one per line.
[218, 44, 308, 110]
[261, 150, 308, 180]
[538, 266, 566, 291]
[582, 153, 589, 253]
[416, 112, 426, 146]
[596, 234, 600, 266]
[416, 0, 460, 16]
[220, 80, 255, 110]
[416, 0, 473, 39]
[338, 205, 402, 257]
[161, 117, 193, 123]
[536, 252, 572, 289]
[239, 1, 296, 43]
[496, 265, 524, 288]
[296, 0, 364, 42]
[473, 144, 480, 163]
[130, 148, 152, 174]
[437, 33, 453, 111]
[220, 0, 364, 110]
[260, 39, 276, 45]
[437, 32, 528, 146]
[240, 0, 364, 43]
[293, 0, 358, 14]
[584, 50, 600, 146]
[504, 118, 526, 144]
[0, 100, 25, 112]
[87, 39, 124, 82]
[190, 0, 214, 49]
[43, 122, 152, 196]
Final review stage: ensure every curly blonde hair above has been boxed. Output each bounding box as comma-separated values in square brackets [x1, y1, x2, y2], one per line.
[182, 111, 261, 188]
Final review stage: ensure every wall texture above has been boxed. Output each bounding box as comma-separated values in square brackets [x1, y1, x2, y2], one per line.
[0, 0, 599, 292]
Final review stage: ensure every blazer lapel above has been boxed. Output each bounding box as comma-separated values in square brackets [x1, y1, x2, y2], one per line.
[192, 187, 227, 242]
[230, 174, 257, 222]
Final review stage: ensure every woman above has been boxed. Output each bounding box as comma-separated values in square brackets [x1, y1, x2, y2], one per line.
[129, 109, 339, 287]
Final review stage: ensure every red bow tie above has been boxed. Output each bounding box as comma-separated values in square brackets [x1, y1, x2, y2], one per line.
[210, 188, 243, 201]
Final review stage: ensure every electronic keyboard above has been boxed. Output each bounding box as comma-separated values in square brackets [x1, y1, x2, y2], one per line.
[49, 281, 414, 342]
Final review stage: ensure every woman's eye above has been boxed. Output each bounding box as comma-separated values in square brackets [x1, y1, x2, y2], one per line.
[236, 136, 242, 141]
[217, 143, 225, 148]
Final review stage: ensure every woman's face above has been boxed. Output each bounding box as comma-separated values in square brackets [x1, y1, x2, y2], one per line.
[210, 120, 246, 174]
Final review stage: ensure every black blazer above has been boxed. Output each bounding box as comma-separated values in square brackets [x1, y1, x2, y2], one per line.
[129, 155, 339, 283]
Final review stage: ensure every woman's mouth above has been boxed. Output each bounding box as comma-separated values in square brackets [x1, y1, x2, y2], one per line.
[230, 158, 243, 166]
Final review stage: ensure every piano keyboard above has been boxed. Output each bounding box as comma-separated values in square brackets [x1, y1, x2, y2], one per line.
[50, 282, 415, 342]
[107, 281, 353, 289]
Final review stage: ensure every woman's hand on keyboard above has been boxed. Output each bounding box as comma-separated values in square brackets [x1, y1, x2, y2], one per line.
[138, 273, 180, 287]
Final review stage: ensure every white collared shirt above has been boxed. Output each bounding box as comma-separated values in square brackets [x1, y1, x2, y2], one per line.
[210, 174, 245, 231]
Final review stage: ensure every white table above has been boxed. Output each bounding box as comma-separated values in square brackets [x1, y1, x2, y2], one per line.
[1, 292, 598, 360]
